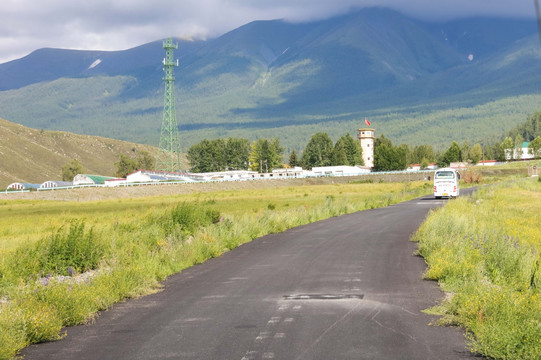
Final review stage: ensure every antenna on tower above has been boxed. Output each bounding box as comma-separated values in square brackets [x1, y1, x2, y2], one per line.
[156, 37, 182, 172]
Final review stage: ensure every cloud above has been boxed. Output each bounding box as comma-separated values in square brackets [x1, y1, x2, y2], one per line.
[0, 0, 536, 64]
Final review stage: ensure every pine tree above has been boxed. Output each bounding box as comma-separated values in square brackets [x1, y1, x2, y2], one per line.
[249, 138, 284, 173]
[288, 149, 298, 167]
[335, 133, 363, 166]
[301, 132, 334, 169]
[332, 141, 348, 165]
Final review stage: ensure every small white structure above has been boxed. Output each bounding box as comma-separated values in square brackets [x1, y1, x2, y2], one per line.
[126, 170, 197, 183]
[7, 183, 40, 190]
[357, 128, 375, 168]
[310, 165, 370, 176]
[506, 142, 535, 160]
[407, 163, 437, 171]
[272, 167, 303, 177]
[450, 162, 469, 169]
[104, 178, 129, 187]
[40, 181, 73, 189]
[73, 174, 115, 185]
[189, 170, 258, 181]
[517, 142, 534, 160]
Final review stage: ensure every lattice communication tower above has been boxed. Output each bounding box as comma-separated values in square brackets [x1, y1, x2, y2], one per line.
[156, 37, 181, 172]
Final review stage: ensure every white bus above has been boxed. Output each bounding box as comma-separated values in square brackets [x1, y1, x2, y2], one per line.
[433, 168, 460, 199]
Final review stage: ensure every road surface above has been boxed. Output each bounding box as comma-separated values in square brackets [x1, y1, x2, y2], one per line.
[22, 192, 477, 359]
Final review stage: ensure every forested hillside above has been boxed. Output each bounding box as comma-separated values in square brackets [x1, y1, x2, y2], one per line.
[0, 8, 540, 151]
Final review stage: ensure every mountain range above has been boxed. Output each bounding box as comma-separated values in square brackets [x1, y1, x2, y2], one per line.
[0, 7, 540, 152]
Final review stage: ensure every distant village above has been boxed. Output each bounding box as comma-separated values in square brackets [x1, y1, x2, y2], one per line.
[4, 133, 537, 192]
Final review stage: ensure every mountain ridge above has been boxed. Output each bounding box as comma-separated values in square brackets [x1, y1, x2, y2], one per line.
[0, 7, 539, 151]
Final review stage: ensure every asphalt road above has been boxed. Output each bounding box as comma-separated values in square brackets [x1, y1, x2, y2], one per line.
[22, 191, 477, 360]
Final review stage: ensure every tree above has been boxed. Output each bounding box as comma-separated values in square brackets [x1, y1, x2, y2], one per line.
[288, 149, 299, 167]
[469, 143, 483, 164]
[136, 151, 155, 170]
[61, 159, 83, 181]
[187, 139, 213, 172]
[249, 138, 284, 173]
[514, 134, 524, 160]
[301, 132, 334, 169]
[461, 141, 471, 162]
[508, 111, 541, 142]
[332, 140, 348, 165]
[529, 137, 541, 158]
[412, 144, 435, 164]
[373, 135, 407, 171]
[225, 138, 250, 170]
[335, 133, 363, 166]
[187, 137, 252, 172]
[375, 134, 393, 148]
[209, 138, 227, 171]
[399, 144, 412, 166]
[501, 137, 514, 160]
[116, 154, 138, 177]
[187, 138, 230, 172]
[437, 141, 462, 167]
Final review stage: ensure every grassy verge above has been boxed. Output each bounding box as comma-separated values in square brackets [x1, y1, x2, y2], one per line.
[413, 178, 541, 359]
[0, 181, 431, 359]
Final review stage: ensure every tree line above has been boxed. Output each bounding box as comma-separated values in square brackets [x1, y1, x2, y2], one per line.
[111, 111, 541, 176]
[184, 132, 505, 173]
[186, 132, 364, 173]
[61, 111, 541, 179]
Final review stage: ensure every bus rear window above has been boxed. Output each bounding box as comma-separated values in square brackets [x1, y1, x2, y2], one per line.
[435, 171, 455, 179]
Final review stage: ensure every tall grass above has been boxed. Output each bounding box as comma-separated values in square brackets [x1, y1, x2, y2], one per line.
[0, 181, 430, 359]
[413, 179, 541, 359]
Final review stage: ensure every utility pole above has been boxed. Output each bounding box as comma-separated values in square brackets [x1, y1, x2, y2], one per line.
[156, 37, 181, 172]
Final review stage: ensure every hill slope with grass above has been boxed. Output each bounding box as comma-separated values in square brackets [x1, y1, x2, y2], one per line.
[0, 8, 540, 150]
[0, 118, 158, 186]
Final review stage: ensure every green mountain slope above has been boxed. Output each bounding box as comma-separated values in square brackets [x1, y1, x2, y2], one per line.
[0, 8, 539, 152]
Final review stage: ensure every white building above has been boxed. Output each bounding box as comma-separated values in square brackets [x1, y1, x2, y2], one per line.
[7, 182, 40, 190]
[272, 167, 303, 177]
[39, 181, 73, 189]
[357, 128, 375, 168]
[310, 166, 371, 176]
[126, 170, 198, 183]
[407, 163, 437, 171]
[73, 174, 115, 185]
[506, 142, 535, 160]
[188, 170, 258, 181]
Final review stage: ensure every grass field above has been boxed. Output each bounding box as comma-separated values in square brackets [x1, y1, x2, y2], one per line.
[413, 177, 541, 359]
[0, 180, 431, 359]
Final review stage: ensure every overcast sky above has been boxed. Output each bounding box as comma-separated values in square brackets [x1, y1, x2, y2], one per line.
[0, 0, 536, 64]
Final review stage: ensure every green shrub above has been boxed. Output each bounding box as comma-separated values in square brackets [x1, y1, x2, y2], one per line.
[170, 202, 221, 235]
[45, 221, 104, 276]
[10, 221, 105, 279]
